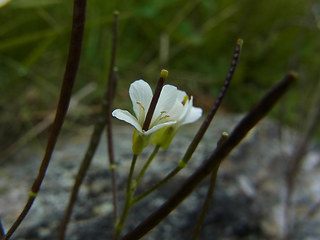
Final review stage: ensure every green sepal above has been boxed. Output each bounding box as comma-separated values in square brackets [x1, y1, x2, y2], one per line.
[132, 130, 150, 154]
[152, 126, 177, 149]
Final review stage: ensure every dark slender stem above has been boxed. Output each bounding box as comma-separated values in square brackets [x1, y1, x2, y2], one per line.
[58, 12, 119, 240]
[2, 1, 87, 239]
[0, 219, 5, 237]
[191, 165, 219, 240]
[191, 132, 228, 240]
[142, 70, 168, 131]
[181, 38, 243, 164]
[133, 39, 243, 201]
[106, 10, 119, 224]
[121, 73, 297, 240]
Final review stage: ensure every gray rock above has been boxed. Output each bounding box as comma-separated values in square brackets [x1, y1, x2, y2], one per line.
[0, 113, 319, 239]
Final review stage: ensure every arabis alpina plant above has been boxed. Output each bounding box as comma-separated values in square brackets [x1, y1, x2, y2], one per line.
[112, 71, 202, 153]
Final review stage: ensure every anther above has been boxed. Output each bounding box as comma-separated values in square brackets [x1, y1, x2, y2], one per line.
[182, 95, 189, 105]
[136, 101, 145, 110]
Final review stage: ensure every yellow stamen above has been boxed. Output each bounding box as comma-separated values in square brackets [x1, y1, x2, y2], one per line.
[160, 115, 170, 120]
[182, 95, 189, 105]
[136, 101, 145, 111]
[151, 111, 168, 126]
[136, 101, 146, 124]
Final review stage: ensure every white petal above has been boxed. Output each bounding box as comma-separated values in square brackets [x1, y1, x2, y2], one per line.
[112, 109, 143, 133]
[176, 90, 187, 102]
[181, 106, 203, 125]
[129, 80, 153, 118]
[144, 121, 177, 135]
[153, 84, 178, 119]
[168, 100, 185, 120]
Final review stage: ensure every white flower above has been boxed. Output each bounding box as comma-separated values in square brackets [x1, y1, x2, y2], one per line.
[112, 78, 203, 152]
[152, 89, 202, 148]
[112, 80, 179, 135]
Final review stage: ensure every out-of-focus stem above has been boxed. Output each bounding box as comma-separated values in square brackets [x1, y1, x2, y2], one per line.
[58, 11, 119, 240]
[106, 11, 120, 224]
[2, 1, 87, 239]
[283, 75, 320, 239]
[191, 132, 228, 240]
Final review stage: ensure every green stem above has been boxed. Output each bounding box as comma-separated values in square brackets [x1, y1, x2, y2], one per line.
[134, 145, 160, 188]
[113, 154, 138, 240]
[133, 168, 179, 204]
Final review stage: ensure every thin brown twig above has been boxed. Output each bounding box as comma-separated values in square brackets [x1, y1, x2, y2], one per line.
[1, 1, 87, 239]
[58, 11, 119, 240]
[191, 132, 228, 240]
[121, 72, 297, 240]
[106, 11, 120, 223]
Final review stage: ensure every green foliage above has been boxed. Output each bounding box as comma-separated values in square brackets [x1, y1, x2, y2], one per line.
[0, 0, 319, 147]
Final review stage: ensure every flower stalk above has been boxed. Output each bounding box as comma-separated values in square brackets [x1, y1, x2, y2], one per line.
[114, 145, 160, 238]
[114, 154, 138, 240]
[134, 145, 160, 188]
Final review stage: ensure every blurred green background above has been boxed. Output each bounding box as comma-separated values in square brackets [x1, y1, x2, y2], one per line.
[0, 0, 319, 153]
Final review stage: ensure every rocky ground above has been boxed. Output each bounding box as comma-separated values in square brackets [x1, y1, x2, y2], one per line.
[0, 113, 319, 240]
